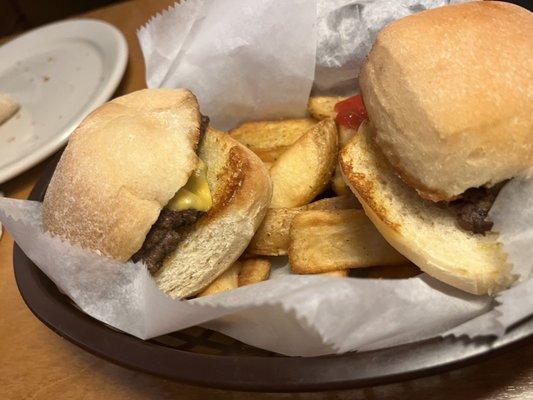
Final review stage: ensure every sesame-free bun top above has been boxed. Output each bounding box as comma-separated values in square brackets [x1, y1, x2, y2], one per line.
[43, 88, 201, 261]
[359, 1, 533, 201]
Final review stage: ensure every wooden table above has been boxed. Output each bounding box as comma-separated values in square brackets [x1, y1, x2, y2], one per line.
[0, 1, 531, 398]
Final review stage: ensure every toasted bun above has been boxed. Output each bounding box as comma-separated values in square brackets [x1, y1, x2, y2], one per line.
[340, 123, 514, 295]
[359, 1, 533, 201]
[43, 88, 201, 261]
[154, 127, 272, 298]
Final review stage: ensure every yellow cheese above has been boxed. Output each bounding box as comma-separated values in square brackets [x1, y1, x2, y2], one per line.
[167, 159, 212, 212]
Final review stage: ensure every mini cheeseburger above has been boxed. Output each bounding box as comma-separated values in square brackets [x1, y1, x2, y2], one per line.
[340, 2, 532, 294]
[43, 88, 272, 298]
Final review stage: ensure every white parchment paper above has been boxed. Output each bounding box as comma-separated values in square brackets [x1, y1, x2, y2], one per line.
[138, 0, 317, 130]
[0, 200, 479, 354]
[1, 0, 531, 356]
[314, 0, 469, 94]
[0, 195, 531, 356]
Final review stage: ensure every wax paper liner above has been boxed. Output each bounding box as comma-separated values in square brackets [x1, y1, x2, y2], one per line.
[2, 197, 531, 356]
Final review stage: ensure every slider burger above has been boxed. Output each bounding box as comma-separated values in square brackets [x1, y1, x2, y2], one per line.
[340, 2, 532, 294]
[43, 88, 272, 298]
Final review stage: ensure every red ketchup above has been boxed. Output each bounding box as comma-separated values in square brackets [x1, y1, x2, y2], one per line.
[334, 94, 368, 129]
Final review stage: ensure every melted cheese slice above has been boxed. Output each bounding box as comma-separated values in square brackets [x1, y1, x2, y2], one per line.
[167, 159, 212, 212]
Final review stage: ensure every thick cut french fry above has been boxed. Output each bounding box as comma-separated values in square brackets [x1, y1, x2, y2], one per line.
[229, 119, 316, 162]
[306, 195, 361, 211]
[338, 125, 358, 148]
[289, 210, 408, 274]
[318, 270, 349, 277]
[247, 208, 301, 256]
[331, 169, 351, 196]
[270, 119, 338, 208]
[307, 96, 345, 120]
[238, 258, 271, 286]
[247, 195, 360, 256]
[294, 269, 349, 277]
[246, 207, 296, 256]
[198, 262, 241, 297]
[332, 125, 359, 196]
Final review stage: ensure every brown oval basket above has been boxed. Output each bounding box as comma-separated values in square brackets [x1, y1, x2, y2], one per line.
[12, 151, 533, 392]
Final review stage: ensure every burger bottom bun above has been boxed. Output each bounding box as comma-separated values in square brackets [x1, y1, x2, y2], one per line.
[339, 123, 514, 295]
[154, 128, 272, 298]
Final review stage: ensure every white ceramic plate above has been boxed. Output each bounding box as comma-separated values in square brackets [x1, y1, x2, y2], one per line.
[0, 19, 127, 184]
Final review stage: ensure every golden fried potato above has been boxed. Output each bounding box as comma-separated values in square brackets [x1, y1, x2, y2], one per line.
[270, 119, 338, 208]
[338, 125, 358, 148]
[247, 195, 359, 256]
[229, 119, 316, 162]
[238, 258, 271, 286]
[307, 96, 345, 120]
[198, 262, 241, 297]
[294, 269, 349, 277]
[307, 195, 360, 210]
[318, 270, 349, 277]
[289, 210, 407, 274]
[247, 208, 301, 256]
[331, 169, 351, 196]
[332, 125, 359, 196]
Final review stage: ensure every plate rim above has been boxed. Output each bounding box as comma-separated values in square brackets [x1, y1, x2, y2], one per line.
[10, 152, 533, 392]
[0, 18, 128, 184]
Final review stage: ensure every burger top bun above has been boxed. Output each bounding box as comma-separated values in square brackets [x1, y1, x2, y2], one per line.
[43, 89, 201, 261]
[359, 1, 533, 201]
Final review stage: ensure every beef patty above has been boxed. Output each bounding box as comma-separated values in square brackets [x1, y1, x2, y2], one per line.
[132, 209, 204, 273]
[452, 182, 506, 234]
[131, 114, 210, 273]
